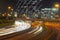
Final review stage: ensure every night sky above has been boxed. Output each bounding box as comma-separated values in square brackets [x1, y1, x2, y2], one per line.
[0, 0, 17, 12]
[0, 0, 60, 12]
[42, 0, 60, 8]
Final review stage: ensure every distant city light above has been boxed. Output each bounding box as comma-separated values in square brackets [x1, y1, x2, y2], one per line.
[8, 14, 11, 16]
[54, 3, 60, 8]
[2, 14, 5, 16]
[14, 13, 17, 17]
[8, 6, 11, 10]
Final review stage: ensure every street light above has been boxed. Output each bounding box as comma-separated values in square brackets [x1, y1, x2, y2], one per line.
[54, 3, 60, 18]
[8, 14, 11, 17]
[54, 3, 60, 8]
[2, 14, 5, 16]
[8, 6, 11, 10]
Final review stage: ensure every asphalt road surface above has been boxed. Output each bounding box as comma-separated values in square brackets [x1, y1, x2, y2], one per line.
[0, 26, 58, 40]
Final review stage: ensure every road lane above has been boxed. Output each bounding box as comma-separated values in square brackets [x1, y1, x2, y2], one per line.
[2, 27, 43, 40]
[0, 20, 31, 36]
[1, 26, 57, 40]
[0, 20, 58, 40]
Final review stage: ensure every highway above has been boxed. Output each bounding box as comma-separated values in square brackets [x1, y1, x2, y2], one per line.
[0, 20, 58, 40]
[0, 26, 57, 40]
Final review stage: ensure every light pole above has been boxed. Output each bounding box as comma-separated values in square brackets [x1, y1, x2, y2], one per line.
[7, 6, 14, 19]
[54, 3, 60, 9]
[54, 3, 60, 18]
[8, 6, 11, 10]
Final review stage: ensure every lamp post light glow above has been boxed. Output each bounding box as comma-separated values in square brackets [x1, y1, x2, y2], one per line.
[8, 6, 11, 10]
[54, 3, 60, 8]
[8, 14, 11, 17]
[14, 14, 17, 17]
[14, 12, 17, 17]
[2, 14, 5, 16]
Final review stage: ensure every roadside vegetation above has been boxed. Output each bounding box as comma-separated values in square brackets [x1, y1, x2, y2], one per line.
[0, 18, 15, 27]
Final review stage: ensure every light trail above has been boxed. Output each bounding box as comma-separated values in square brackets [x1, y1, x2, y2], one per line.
[0, 20, 31, 36]
[28, 27, 39, 34]
[33, 26, 43, 34]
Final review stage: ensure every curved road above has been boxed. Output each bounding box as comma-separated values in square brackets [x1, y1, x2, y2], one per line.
[0, 20, 58, 40]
